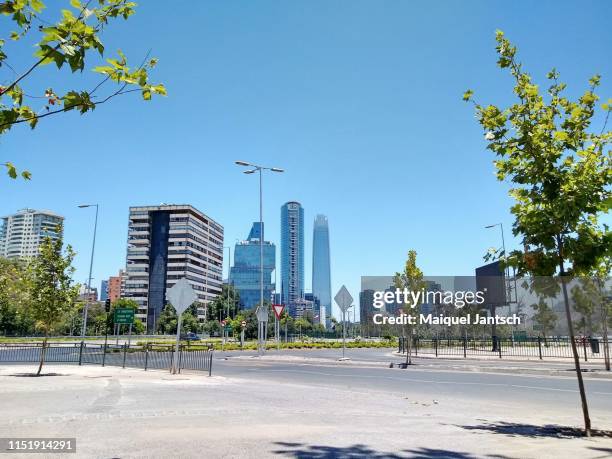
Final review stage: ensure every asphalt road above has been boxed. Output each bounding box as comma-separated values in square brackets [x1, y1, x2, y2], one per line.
[2, 351, 612, 458]
[213, 352, 612, 416]
[216, 346, 609, 371]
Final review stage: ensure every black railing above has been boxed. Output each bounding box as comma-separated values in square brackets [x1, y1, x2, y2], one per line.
[0, 342, 214, 376]
[398, 336, 609, 365]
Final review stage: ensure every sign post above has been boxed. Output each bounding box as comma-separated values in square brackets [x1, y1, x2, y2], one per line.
[240, 320, 246, 349]
[166, 278, 198, 374]
[103, 299, 111, 367]
[256, 305, 269, 356]
[334, 285, 353, 361]
[273, 305, 285, 351]
[221, 319, 226, 351]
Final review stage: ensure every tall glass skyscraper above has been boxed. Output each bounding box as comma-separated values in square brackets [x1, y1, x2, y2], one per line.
[230, 222, 276, 309]
[281, 201, 304, 307]
[312, 214, 331, 328]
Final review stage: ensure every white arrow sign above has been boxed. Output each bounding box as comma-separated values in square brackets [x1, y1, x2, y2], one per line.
[166, 278, 198, 314]
[334, 285, 353, 313]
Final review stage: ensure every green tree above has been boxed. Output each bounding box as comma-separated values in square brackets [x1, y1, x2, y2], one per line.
[394, 250, 426, 365]
[27, 226, 79, 375]
[571, 279, 597, 336]
[0, 0, 165, 181]
[464, 30, 611, 436]
[294, 318, 310, 340]
[0, 257, 31, 335]
[279, 310, 295, 338]
[156, 303, 199, 335]
[531, 298, 557, 342]
[207, 284, 240, 322]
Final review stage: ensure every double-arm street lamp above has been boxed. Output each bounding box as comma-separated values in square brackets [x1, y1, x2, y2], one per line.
[78, 204, 99, 339]
[235, 161, 284, 354]
[484, 222, 513, 299]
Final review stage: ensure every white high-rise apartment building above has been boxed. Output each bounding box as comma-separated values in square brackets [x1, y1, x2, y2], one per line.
[0, 209, 64, 259]
[123, 204, 224, 332]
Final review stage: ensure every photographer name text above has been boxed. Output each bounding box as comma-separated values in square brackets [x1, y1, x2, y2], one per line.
[372, 313, 522, 326]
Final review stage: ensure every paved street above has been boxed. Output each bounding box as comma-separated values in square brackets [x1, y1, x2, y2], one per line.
[1, 349, 611, 458]
[213, 354, 612, 414]
[216, 347, 611, 375]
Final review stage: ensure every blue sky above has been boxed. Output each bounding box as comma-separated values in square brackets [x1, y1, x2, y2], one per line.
[2, 1, 611, 319]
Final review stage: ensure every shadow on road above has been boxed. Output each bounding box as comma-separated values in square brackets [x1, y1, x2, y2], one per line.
[272, 442, 514, 458]
[402, 448, 514, 459]
[457, 422, 612, 439]
[589, 447, 612, 458]
[9, 372, 67, 377]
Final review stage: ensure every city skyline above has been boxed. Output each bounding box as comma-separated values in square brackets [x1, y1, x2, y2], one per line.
[2, 1, 610, 315]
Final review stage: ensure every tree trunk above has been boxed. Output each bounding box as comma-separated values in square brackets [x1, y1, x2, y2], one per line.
[405, 327, 413, 365]
[36, 336, 48, 376]
[557, 237, 591, 436]
[598, 278, 610, 372]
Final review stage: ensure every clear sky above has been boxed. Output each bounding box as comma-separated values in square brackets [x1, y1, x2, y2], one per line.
[2, 1, 611, 320]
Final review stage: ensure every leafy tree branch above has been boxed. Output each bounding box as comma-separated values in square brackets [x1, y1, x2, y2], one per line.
[0, 0, 166, 181]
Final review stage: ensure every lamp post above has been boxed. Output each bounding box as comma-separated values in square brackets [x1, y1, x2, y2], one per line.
[235, 161, 284, 354]
[223, 245, 232, 345]
[78, 204, 99, 339]
[485, 222, 512, 351]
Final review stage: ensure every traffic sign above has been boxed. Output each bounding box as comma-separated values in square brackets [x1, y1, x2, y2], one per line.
[166, 278, 198, 375]
[221, 320, 227, 327]
[166, 278, 198, 314]
[334, 285, 353, 360]
[241, 320, 247, 328]
[256, 305, 268, 323]
[272, 304, 285, 319]
[334, 285, 353, 313]
[113, 308, 134, 324]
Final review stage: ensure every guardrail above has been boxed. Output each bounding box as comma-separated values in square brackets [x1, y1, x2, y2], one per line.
[0, 342, 214, 376]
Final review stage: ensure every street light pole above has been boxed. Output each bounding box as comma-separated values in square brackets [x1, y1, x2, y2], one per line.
[223, 245, 232, 345]
[485, 222, 512, 351]
[485, 222, 508, 281]
[235, 161, 284, 355]
[259, 167, 264, 353]
[224, 246, 232, 317]
[79, 204, 99, 339]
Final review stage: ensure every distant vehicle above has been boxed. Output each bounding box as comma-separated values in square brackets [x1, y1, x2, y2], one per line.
[180, 332, 200, 341]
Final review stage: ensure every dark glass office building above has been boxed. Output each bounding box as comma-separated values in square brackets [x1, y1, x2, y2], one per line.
[230, 222, 276, 309]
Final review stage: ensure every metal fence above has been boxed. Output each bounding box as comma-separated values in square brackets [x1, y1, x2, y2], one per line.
[0, 342, 214, 376]
[398, 336, 610, 365]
